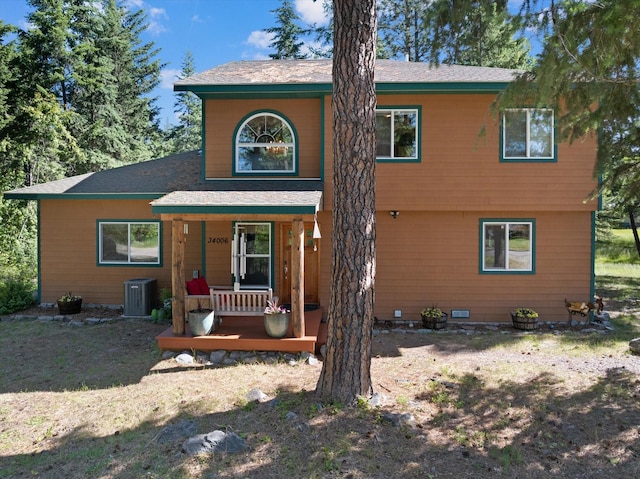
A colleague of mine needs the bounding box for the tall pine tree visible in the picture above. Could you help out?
[168,51,202,153]
[267,0,308,59]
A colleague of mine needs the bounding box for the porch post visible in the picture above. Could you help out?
[291,218,305,338]
[171,218,186,335]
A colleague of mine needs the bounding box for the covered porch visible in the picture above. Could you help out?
[150,188,324,353]
[156,306,325,354]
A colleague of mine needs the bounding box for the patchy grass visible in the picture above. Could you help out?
[1,297,639,479]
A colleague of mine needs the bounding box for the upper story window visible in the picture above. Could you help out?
[481,219,535,273]
[376,108,419,161]
[502,108,555,161]
[235,112,297,174]
[98,221,161,266]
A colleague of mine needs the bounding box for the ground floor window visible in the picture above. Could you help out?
[98,221,161,265]
[481,219,534,273]
[232,222,271,288]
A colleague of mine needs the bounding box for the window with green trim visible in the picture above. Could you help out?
[376,108,418,160]
[481,220,534,272]
[503,108,554,160]
[99,221,161,265]
[235,112,295,173]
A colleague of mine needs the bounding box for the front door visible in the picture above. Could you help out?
[279,223,319,304]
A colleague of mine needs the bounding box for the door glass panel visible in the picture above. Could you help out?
[234,223,271,288]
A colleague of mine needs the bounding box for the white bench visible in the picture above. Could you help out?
[210,288,273,317]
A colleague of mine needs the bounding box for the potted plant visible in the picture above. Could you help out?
[420,305,448,330]
[57,292,82,315]
[263,296,290,338]
[511,307,539,330]
[187,300,215,336]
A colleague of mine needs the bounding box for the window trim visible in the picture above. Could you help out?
[97,220,162,267]
[233,110,299,176]
[501,108,556,162]
[375,106,421,163]
[479,218,536,274]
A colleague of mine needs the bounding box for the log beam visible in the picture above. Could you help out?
[291,218,305,338]
[171,219,186,335]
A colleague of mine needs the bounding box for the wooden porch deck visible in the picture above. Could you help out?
[156,307,325,354]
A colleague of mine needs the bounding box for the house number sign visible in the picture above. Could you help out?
[207,237,229,244]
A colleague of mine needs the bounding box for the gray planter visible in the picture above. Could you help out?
[264,313,290,338]
[188,310,215,336]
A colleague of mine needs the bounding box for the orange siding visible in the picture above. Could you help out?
[324,94,598,212]
[40,200,172,305]
[371,210,593,323]
[204,98,322,178]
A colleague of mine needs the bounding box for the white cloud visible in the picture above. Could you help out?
[191,14,203,23]
[245,30,275,50]
[160,68,181,89]
[295,0,330,26]
[149,7,168,19]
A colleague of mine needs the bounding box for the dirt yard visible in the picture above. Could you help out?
[0,301,639,478]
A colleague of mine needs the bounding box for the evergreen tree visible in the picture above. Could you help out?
[378,0,431,62]
[267,0,308,59]
[378,0,532,69]
[168,51,202,153]
[317,0,378,404]
[501,0,640,253]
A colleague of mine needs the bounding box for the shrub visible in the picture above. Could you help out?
[0,277,35,314]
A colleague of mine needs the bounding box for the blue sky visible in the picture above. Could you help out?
[0,0,330,125]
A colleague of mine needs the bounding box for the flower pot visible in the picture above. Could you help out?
[264,312,290,338]
[421,313,448,330]
[188,310,215,336]
[57,298,82,315]
[511,312,538,331]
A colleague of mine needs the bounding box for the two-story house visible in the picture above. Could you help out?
[4,59,598,352]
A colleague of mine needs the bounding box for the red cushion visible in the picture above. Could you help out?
[196,276,209,295]
[185,279,200,295]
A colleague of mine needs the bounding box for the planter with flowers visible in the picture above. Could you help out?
[511,307,539,330]
[420,305,448,330]
[263,297,290,338]
[57,292,82,315]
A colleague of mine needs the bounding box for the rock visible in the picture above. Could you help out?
[161,351,176,360]
[175,353,195,365]
[307,355,319,366]
[246,388,268,403]
[630,337,640,355]
[156,419,197,444]
[381,412,416,427]
[209,350,227,364]
[369,392,385,407]
[182,430,247,456]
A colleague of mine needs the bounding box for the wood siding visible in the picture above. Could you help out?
[316,210,593,323]
[39,200,172,305]
[324,94,598,212]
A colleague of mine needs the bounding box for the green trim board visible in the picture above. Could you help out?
[479,218,536,275]
[95,219,163,268]
[178,81,510,98]
[152,205,318,215]
[375,105,422,163]
[3,193,163,200]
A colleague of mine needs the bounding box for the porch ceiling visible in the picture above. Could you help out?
[150,190,323,217]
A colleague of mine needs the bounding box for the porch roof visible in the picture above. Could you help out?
[151,190,323,216]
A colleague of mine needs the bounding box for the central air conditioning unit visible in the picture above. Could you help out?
[123,278,157,316]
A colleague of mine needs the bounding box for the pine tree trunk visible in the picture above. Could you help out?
[627,207,640,259]
[316,0,377,405]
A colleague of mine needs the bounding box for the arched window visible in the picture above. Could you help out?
[235,112,296,174]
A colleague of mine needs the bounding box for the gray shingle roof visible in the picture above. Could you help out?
[4,150,324,199]
[175,59,520,87]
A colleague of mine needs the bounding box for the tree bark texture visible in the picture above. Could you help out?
[316,0,377,404]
